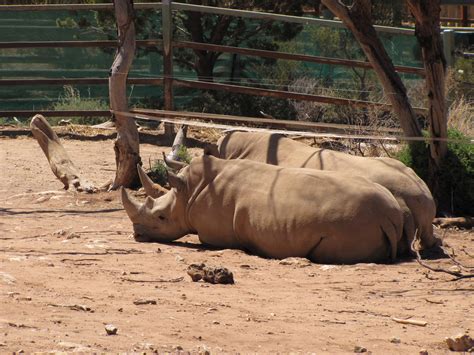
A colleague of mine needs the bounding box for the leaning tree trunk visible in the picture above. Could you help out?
[109,0,141,189]
[321,0,422,140]
[30,114,96,193]
[406,0,448,168]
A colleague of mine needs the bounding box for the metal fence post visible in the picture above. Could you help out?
[162,0,174,135]
[442,29,455,68]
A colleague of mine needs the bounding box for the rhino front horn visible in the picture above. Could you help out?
[137,164,168,198]
[121,187,142,221]
[163,152,188,171]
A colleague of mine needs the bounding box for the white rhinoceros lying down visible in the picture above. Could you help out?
[122,155,404,264]
[205,131,437,254]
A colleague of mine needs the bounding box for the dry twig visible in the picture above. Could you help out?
[411,234,474,280]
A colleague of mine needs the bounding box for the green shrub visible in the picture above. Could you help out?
[148,160,168,187]
[175,145,192,164]
[397,129,474,215]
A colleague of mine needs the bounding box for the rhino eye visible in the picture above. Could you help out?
[158,215,166,221]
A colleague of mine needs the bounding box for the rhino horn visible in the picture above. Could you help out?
[163,151,188,171]
[137,164,168,198]
[121,187,142,222]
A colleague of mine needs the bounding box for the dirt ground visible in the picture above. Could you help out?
[1,132,473,353]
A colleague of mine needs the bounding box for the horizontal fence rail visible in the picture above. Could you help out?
[131,108,402,134]
[0,3,415,34]
[0,78,164,86]
[115,109,474,144]
[0,40,425,76]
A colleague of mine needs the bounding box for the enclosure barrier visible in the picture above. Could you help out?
[0,1,461,132]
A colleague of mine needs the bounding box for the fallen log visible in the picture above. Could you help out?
[30,114,96,193]
[433,217,474,229]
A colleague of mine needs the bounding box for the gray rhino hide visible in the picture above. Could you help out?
[123,155,404,264]
[210,131,437,254]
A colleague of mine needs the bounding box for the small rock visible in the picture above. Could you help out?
[198,347,210,355]
[445,333,474,352]
[133,299,157,305]
[212,320,220,325]
[105,324,118,335]
[419,349,428,355]
[390,337,401,344]
[279,257,311,268]
[175,255,185,262]
[354,345,367,353]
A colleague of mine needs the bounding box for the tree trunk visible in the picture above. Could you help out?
[321,0,422,140]
[109,0,141,189]
[406,0,448,168]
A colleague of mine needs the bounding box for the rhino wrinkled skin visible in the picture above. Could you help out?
[206,131,437,254]
[122,155,404,264]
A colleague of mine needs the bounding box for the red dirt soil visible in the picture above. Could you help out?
[0,135,473,353]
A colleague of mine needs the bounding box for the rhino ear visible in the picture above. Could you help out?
[203,143,219,157]
[166,170,185,191]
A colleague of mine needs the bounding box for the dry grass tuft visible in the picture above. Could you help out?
[448,97,473,137]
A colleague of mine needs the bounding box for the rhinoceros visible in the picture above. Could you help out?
[122,155,404,264]
[204,131,437,254]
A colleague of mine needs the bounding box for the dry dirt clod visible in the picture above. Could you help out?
[105,324,118,336]
[354,345,368,353]
[445,333,474,352]
[390,337,401,344]
[419,349,428,355]
[187,263,234,284]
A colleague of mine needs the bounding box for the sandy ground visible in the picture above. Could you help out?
[0,134,473,353]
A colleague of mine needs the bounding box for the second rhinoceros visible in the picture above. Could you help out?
[205,131,438,254]
[122,155,403,264]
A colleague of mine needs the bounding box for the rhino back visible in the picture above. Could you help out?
[218,131,436,250]
[186,157,402,263]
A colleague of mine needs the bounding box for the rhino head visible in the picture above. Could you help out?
[121,167,191,243]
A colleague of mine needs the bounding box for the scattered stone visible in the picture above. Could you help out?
[445,333,474,352]
[354,345,367,353]
[105,324,118,336]
[197,346,210,355]
[58,341,87,350]
[320,265,340,271]
[212,320,220,325]
[390,337,401,344]
[279,257,311,268]
[133,299,157,305]
[175,255,185,262]
[187,263,234,284]
[58,119,72,126]
[0,272,16,285]
[66,232,80,239]
[419,349,428,355]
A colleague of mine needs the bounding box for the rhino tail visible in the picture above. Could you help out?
[395,197,416,257]
[381,217,402,262]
